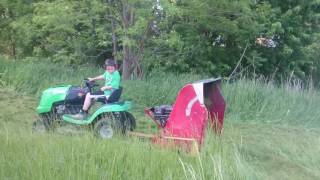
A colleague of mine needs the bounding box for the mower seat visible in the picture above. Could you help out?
[97,87,123,104]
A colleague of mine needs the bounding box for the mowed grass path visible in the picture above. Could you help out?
[1,88,320,179]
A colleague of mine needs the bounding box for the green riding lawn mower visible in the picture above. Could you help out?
[33,79,136,138]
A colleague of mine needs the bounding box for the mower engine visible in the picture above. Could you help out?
[150,105,172,128]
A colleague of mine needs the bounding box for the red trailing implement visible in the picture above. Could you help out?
[131,78,226,153]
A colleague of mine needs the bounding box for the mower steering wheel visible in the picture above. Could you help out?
[83,78,98,93]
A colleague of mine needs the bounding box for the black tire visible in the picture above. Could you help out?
[40,113,54,131]
[93,113,122,139]
[40,111,61,131]
[120,112,136,133]
[39,103,66,131]
[93,112,136,139]
[32,119,46,133]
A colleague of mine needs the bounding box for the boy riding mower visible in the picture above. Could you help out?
[34,79,136,138]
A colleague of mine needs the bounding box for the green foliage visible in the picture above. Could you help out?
[0,0,111,62]
[0,0,320,82]
[252,0,320,81]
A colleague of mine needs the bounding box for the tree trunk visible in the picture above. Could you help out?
[122,45,132,79]
[121,3,134,80]
[10,35,16,59]
[108,0,117,61]
[120,1,151,80]
[111,18,117,59]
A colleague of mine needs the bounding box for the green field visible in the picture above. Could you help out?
[1,60,320,179]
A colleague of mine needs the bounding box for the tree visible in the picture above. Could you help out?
[0,0,37,58]
[253,0,320,81]
[143,0,260,76]
[1,0,319,84]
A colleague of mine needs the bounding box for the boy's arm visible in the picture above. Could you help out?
[88,75,104,81]
[100,86,113,91]
[100,73,120,91]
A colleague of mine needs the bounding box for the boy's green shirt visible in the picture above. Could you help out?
[103,71,121,95]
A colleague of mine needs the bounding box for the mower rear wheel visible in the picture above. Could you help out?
[93,112,136,139]
[120,112,136,133]
[93,114,122,139]
[94,119,114,139]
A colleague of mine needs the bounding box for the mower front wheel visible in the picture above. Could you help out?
[32,119,46,133]
[39,113,56,131]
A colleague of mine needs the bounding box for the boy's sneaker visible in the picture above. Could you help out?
[69,110,87,120]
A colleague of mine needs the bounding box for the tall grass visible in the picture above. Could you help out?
[0,124,262,180]
[224,78,320,128]
[1,58,320,179]
[0,60,98,95]
[1,59,320,127]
